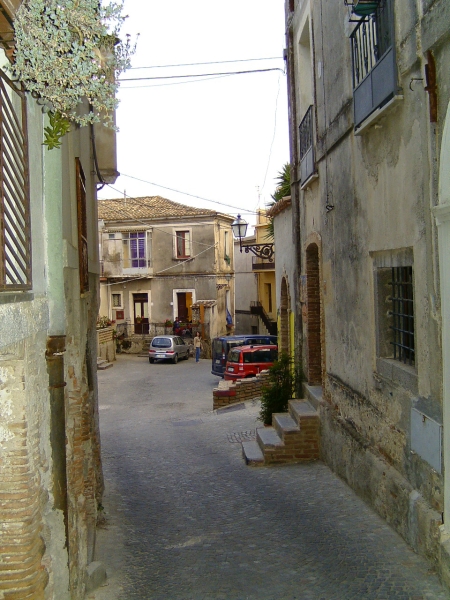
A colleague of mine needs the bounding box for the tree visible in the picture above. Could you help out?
[265,163,291,240]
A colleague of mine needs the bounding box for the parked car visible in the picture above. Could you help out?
[224,344,278,381]
[211,334,278,377]
[149,335,190,364]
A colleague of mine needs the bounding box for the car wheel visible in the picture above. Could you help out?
[172,354,178,364]
[185,351,189,360]
[149,358,154,364]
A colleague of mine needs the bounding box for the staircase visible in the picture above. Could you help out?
[242,399,320,466]
[250,301,277,336]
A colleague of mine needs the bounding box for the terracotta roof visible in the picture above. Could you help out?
[266,196,292,218]
[98,196,225,222]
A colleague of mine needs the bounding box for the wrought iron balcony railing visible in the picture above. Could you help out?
[299,105,315,184]
[350,0,397,127]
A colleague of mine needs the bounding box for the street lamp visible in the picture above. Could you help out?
[231,215,275,261]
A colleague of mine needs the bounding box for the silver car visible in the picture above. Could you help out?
[149,335,190,364]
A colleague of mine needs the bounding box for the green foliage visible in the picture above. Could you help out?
[43,112,71,149]
[13,0,137,148]
[265,163,291,241]
[259,352,300,426]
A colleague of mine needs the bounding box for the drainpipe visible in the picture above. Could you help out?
[285,17,303,363]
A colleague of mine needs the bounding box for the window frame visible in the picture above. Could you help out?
[174,229,192,259]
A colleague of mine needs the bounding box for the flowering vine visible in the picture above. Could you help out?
[13,0,137,148]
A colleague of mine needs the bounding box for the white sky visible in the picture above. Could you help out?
[98,0,289,230]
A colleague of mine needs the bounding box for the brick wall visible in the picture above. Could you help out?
[213,371,270,409]
[306,244,322,385]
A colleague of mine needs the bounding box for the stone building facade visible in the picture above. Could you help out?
[284,0,450,583]
[98,196,235,343]
[0,3,112,597]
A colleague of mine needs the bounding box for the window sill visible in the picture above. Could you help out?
[0,291,35,305]
[375,357,418,394]
[174,256,192,261]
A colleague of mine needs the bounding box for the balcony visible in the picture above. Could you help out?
[299,105,315,185]
[252,256,275,271]
[351,0,399,129]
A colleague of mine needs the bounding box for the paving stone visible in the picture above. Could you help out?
[91,356,450,600]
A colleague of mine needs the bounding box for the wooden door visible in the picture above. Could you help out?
[133,293,149,334]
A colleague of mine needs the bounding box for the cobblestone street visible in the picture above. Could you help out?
[90,355,450,600]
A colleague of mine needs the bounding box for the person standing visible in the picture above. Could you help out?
[193,332,202,363]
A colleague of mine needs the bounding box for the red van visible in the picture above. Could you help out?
[224,345,278,381]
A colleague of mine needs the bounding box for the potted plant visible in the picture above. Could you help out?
[259,353,301,426]
[12,0,137,148]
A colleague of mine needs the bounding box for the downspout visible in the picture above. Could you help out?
[285,14,303,363]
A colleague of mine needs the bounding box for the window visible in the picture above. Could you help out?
[374,255,415,369]
[176,230,191,258]
[76,158,89,294]
[0,70,31,291]
[389,266,414,366]
[112,293,122,308]
[123,231,147,268]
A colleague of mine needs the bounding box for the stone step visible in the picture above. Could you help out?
[256,426,284,451]
[97,359,113,370]
[242,440,264,466]
[273,412,299,438]
[289,399,316,425]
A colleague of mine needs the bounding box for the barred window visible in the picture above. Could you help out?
[112,293,122,308]
[389,266,414,365]
[0,70,31,291]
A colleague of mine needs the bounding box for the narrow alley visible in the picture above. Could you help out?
[89,355,449,600]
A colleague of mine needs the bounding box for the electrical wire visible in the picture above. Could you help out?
[119,67,284,82]
[120,73,236,90]
[129,57,283,70]
[99,193,221,248]
[111,176,259,216]
[259,73,282,198]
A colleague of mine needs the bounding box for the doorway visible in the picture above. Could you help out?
[176,292,193,322]
[133,293,149,334]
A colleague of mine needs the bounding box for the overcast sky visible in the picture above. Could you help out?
[98,1,289,230]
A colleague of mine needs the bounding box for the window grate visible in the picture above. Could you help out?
[0,69,31,291]
[389,266,414,365]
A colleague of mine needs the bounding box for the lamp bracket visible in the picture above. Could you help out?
[242,243,275,261]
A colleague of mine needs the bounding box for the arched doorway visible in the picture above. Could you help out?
[280,277,289,355]
[306,243,322,385]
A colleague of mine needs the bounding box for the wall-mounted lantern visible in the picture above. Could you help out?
[231,215,274,261]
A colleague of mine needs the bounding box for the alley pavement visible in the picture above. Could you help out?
[90,355,450,600]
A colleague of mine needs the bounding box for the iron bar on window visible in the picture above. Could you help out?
[389,266,414,366]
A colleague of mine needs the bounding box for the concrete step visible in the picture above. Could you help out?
[273,413,299,438]
[242,440,264,466]
[289,400,317,426]
[97,359,113,370]
[256,426,284,451]
[302,384,323,410]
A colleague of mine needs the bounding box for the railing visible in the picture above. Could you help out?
[250,301,277,336]
[350,0,397,127]
[299,105,315,184]
[252,256,275,271]
[0,69,31,291]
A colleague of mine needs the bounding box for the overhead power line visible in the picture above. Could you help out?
[120,67,284,82]
[130,56,283,70]
[114,174,261,216]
